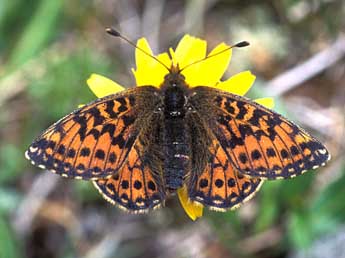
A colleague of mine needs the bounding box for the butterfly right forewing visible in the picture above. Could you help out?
[190,86,330,180]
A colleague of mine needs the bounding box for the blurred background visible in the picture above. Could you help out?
[0,0,344,258]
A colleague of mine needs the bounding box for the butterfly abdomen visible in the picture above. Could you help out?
[162,84,191,191]
[163,118,190,191]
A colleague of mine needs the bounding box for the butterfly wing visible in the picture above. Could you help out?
[26,86,161,180]
[190,86,330,179]
[185,112,262,210]
[187,129,263,210]
[93,138,165,212]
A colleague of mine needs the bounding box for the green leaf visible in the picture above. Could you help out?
[311,165,345,222]
[287,211,313,249]
[254,181,281,232]
[287,165,345,249]
[310,167,345,235]
[8,0,63,68]
[279,172,315,208]
[0,215,23,258]
[0,144,23,184]
[0,188,21,214]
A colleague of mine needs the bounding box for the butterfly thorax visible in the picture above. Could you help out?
[163,86,186,118]
[161,69,189,116]
[160,71,191,191]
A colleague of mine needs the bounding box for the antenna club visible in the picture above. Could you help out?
[106,27,121,37]
[105,27,171,72]
[235,41,250,48]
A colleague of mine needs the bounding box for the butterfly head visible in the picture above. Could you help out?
[153,64,191,118]
[162,64,186,87]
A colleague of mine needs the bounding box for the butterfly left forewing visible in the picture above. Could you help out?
[190,86,330,180]
[26,86,160,180]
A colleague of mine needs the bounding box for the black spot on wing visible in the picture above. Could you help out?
[104,101,117,118]
[235,102,247,120]
[95,149,105,160]
[80,147,91,157]
[89,107,105,127]
[101,124,116,136]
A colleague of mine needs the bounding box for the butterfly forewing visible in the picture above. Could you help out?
[190,86,330,180]
[26,86,160,180]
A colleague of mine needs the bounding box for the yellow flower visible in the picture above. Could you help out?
[87,35,274,221]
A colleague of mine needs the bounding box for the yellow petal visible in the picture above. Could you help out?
[132,38,171,87]
[78,104,85,108]
[183,43,232,87]
[87,74,125,98]
[135,38,153,69]
[177,185,203,221]
[216,71,255,96]
[254,97,275,109]
[172,35,207,69]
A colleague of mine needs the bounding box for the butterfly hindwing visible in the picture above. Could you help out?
[93,139,165,212]
[188,135,263,211]
[26,86,160,180]
[190,86,330,180]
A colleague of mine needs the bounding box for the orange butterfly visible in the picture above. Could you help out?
[26,29,330,213]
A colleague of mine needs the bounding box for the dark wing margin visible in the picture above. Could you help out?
[189,86,331,180]
[25,86,161,180]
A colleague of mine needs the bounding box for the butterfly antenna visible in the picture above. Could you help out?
[180,41,250,72]
[106,27,171,72]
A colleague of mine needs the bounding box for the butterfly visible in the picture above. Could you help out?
[26,29,330,213]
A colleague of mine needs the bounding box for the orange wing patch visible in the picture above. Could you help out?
[190,87,330,180]
[188,139,263,211]
[215,94,330,179]
[93,140,165,212]
[26,87,160,180]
